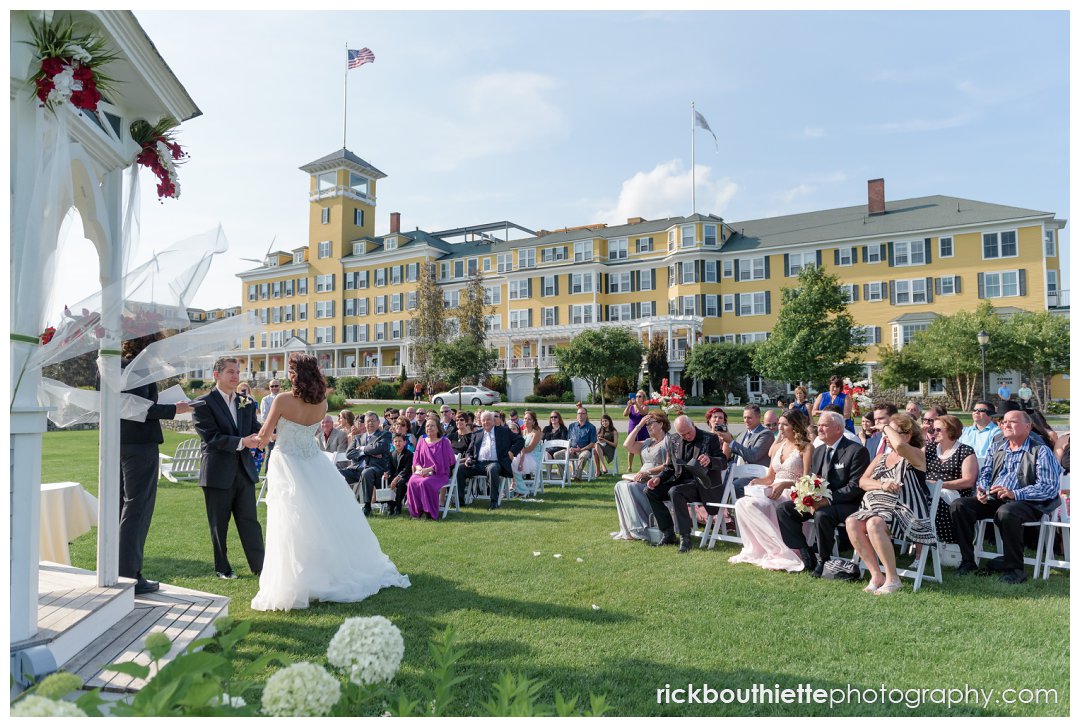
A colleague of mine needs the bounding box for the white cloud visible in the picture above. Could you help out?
[779,184,814,205]
[802,127,825,139]
[596,160,737,225]
[425,72,568,172]
[870,112,976,133]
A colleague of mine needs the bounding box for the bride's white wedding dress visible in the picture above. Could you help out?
[251,416,410,611]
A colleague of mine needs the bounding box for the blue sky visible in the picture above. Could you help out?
[54,8,1071,311]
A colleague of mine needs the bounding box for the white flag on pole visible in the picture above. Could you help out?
[694,110,718,150]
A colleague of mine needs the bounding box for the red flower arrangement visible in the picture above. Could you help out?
[39,326,56,345]
[131,118,186,201]
[646,378,686,415]
[25,14,118,114]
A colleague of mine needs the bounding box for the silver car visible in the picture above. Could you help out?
[431,385,501,406]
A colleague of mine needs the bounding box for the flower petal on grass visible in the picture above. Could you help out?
[576,558,584,563]
[592,604,601,611]
[532,551,541,557]
[553,554,562,558]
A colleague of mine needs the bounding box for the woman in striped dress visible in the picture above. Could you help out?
[846,413,934,595]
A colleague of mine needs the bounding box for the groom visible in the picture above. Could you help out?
[192,356,265,579]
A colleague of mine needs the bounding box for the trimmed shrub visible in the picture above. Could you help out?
[337,376,362,398]
[559,391,576,403]
[1046,400,1070,414]
[483,375,507,395]
[324,375,337,390]
[398,379,421,399]
[326,393,347,411]
[535,375,566,397]
[370,382,398,400]
[524,393,561,404]
[187,379,204,392]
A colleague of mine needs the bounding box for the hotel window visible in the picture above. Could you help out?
[321,207,330,224]
[738,257,766,281]
[865,281,885,302]
[440,262,450,281]
[354,208,364,226]
[284,279,294,296]
[357,298,369,316]
[315,326,335,344]
[247,284,256,301]
[983,270,1020,298]
[349,172,368,197]
[543,307,558,326]
[681,225,695,247]
[485,315,500,332]
[315,274,335,292]
[454,260,465,279]
[498,253,514,273]
[722,294,735,313]
[840,284,855,303]
[284,305,294,322]
[705,295,719,317]
[739,332,768,344]
[1044,230,1056,256]
[259,283,269,299]
[836,246,855,266]
[893,240,926,266]
[681,262,696,284]
[249,335,256,350]
[406,292,417,310]
[570,304,595,325]
[787,251,817,277]
[318,240,331,258]
[865,245,883,264]
[315,301,335,319]
[894,278,928,304]
[375,268,386,287]
[468,257,478,276]
[443,290,460,308]
[406,262,419,282]
[483,257,491,272]
[272,306,281,323]
[519,247,536,269]
[739,292,767,316]
[609,272,632,293]
[608,238,628,260]
[391,294,402,313]
[609,303,633,321]
[509,280,530,300]
[356,271,368,289]
[640,269,655,291]
[391,321,402,339]
[298,303,308,321]
[260,332,267,348]
[543,246,567,263]
[293,250,305,264]
[542,275,557,297]
[345,272,356,290]
[509,310,530,329]
[703,224,718,246]
[571,273,594,294]
[390,266,402,285]
[722,260,734,278]
[983,231,1018,259]
[375,322,386,341]
[640,301,655,317]
[667,229,676,252]
[636,236,653,253]
[1047,270,1059,296]
[384,236,398,251]
[484,286,501,305]
[705,260,718,283]
[937,276,956,296]
[375,296,386,315]
[893,322,929,348]
[939,237,954,258]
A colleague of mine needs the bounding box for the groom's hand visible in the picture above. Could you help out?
[241,434,261,448]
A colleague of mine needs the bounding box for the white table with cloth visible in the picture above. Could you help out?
[39,481,98,565]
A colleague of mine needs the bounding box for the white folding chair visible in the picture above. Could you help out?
[885,480,945,592]
[700,463,768,549]
[164,438,202,483]
[1037,476,1070,579]
[973,505,1050,575]
[541,439,571,489]
[439,457,462,518]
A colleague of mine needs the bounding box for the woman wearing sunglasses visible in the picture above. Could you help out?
[924,414,977,544]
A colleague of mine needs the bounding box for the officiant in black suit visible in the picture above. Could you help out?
[777,411,871,576]
[192,356,265,579]
[455,410,524,509]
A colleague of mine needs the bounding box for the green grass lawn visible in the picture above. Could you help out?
[47,430,1069,716]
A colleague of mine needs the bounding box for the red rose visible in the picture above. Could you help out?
[790,490,798,501]
[802,495,815,507]
[40,57,66,76]
[35,77,53,103]
[40,327,56,345]
[72,64,94,83]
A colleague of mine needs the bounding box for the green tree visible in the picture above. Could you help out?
[753,265,865,389]
[999,310,1069,407]
[431,335,501,409]
[458,270,492,344]
[645,335,668,392]
[684,342,758,404]
[555,327,645,415]
[411,261,448,390]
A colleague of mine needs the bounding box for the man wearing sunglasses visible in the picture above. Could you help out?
[959,401,1000,461]
[258,379,281,472]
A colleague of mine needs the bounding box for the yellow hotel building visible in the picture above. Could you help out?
[237,149,1068,402]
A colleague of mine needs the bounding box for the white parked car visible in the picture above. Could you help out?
[431,385,501,406]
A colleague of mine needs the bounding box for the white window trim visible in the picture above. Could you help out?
[938,236,954,258]
[893,239,926,267]
[894,278,928,305]
[983,270,1020,299]
[836,246,855,266]
[982,229,1019,260]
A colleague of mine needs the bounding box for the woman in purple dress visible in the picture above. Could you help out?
[622,390,651,473]
[406,418,456,520]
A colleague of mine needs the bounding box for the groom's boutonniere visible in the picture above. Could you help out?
[236,395,251,410]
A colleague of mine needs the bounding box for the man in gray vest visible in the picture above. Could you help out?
[714,404,775,497]
[950,410,1062,584]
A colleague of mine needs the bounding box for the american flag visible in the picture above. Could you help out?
[347,47,375,70]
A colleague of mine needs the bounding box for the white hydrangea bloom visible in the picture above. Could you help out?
[47,66,81,107]
[11,695,88,717]
[260,662,340,717]
[326,615,404,686]
[212,692,247,708]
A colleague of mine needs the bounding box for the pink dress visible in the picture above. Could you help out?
[727,444,807,572]
[406,436,456,520]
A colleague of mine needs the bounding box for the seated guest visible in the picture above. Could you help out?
[542,411,568,441]
[1054,432,1070,475]
[448,412,473,457]
[647,414,725,552]
[508,409,523,429]
[613,413,671,541]
[858,412,876,447]
[706,407,730,459]
[919,404,948,442]
[511,410,544,497]
[455,410,524,509]
[762,409,780,436]
[714,404,775,497]
[507,418,521,435]
[812,375,855,433]
[950,409,1062,584]
[905,400,922,421]
[777,412,872,576]
[383,433,413,516]
[959,401,1000,461]
[438,405,455,434]
[392,418,416,453]
[925,414,977,543]
[865,403,899,457]
[846,413,935,594]
[382,407,397,430]
[729,409,813,571]
[594,414,618,476]
[414,408,429,436]
[1029,409,1057,448]
[337,410,356,437]
[814,405,863,446]
[315,414,349,458]
[567,408,598,480]
[789,385,810,418]
[406,418,456,520]
[341,411,392,516]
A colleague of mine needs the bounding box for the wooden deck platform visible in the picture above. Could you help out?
[10,563,229,694]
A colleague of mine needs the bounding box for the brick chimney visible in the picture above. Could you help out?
[389,212,401,233]
[867,178,885,216]
[627,216,646,225]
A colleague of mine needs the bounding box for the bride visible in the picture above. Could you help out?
[250,353,410,611]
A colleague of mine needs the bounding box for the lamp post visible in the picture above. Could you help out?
[977,329,989,402]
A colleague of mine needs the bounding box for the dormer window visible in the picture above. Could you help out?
[384,236,397,251]
[265,256,278,267]
[353,242,366,255]
[293,250,306,264]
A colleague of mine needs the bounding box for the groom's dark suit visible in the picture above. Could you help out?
[193,387,265,576]
[776,435,871,566]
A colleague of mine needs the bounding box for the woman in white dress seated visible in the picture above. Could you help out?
[511,410,544,497]
[251,353,410,612]
[728,408,813,571]
[612,412,671,540]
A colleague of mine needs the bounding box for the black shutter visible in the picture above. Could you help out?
[874,327,882,344]
[698,294,706,316]
[765,290,772,315]
[733,258,741,282]
[925,277,934,303]
[816,250,823,267]
[851,285,859,302]
[977,273,985,299]
[528,309,533,327]
[764,256,771,279]
[784,253,791,277]
[527,278,533,298]
[698,259,705,282]
[954,275,962,294]
[888,280,896,305]
[834,249,840,266]
[934,278,942,296]
[632,302,639,319]
[879,243,887,261]
[861,245,868,263]
[734,293,741,316]
[862,283,870,300]
[1019,269,1027,296]
[924,239,932,265]
[554,306,560,325]
[554,275,559,296]
[887,242,894,267]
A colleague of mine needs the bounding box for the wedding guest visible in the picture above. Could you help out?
[925,414,977,543]
[847,413,934,594]
[762,409,780,436]
[341,411,392,516]
[865,403,899,457]
[919,404,947,442]
[383,433,413,516]
[511,410,544,497]
[315,414,348,456]
[728,409,813,571]
[815,405,862,446]
[542,410,569,464]
[950,409,1062,584]
[905,400,922,421]
[407,418,456,520]
[258,378,281,471]
[594,414,618,476]
[507,418,521,435]
[777,412,872,576]
[648,415,725,552]
[613,413,671,541]
[1017,382,1034,411]
[438,405,455,434]
[811,375,854,433]
[392,418,416,453]
[120,332,192,594]
[959,401,1000,460]
[567,408,598,480]
[858,412,876,447]
[707,407,732,460]
[508,409,523,429]
[789,386,810,418]
[623,390,651,473]
[714,404,775,497]
[449,412,473,457]
[337,410,355,437]
[455,410,524,509]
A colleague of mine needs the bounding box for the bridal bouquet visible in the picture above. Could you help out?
[646,378,686,415]
[790,473,831,514]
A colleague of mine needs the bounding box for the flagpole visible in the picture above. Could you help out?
[691,101,696,215]
[343,42,348,149]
